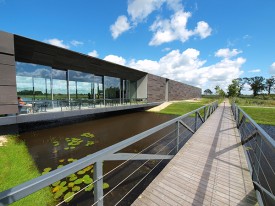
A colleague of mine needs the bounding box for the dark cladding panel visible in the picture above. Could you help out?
[14,34,147,81]
[0,64,16,85]
[0,31,14,54]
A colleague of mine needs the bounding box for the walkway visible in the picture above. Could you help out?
[132,101,258,206]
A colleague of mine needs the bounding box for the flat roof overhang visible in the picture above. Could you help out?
[14,35,147,81]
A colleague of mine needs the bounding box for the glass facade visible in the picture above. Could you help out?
[15,62,138,103]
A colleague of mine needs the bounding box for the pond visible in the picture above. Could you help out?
[18,111,178,205]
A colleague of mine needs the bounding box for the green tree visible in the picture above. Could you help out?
[218,89,226,98]
[235,78,247,96]
[204,89,213,95]
[265,77,275,95]
[227,79,240,97]
[214,85,221,95]
[245,76,265,96]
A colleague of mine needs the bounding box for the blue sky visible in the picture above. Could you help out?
[1,0,275,93]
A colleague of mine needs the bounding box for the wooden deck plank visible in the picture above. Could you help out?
[132,101,258,206]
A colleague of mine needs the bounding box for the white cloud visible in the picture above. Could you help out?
[127,0,165,23]
[44,38,69,49]
[110,15,131,39]
[162,47,171,52]
[149,11,212,46]
[215,48,242,58]
[194,21,212,39]
[149,10,193,46]
[104,47,245,91]
[248,69,261,73]
[70,40,83,47]
[111,0,211,44]
[104,55,126,66]
[88,50,99,58]
[270,62,275,75]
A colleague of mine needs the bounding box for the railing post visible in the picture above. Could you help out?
[195,112,198,132]
[177,121,180,152]
[93,161,103,206]
[204,107,206,122]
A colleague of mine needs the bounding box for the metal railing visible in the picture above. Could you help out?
[231,103,275,206]
[17,98,148,115]
[0,101,218,206]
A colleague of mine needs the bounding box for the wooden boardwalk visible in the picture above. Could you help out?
[132,102,258,206]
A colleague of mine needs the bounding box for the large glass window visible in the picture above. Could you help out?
[69,70,93,99]
[52,69,67,100]
[105,76,120,99]
[16,62,51,101]
[94,76,104,99]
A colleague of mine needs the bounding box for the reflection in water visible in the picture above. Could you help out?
[19,111,176,205]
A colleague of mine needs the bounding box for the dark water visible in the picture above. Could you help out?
[18,111,178,205]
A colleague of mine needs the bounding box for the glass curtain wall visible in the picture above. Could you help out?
[52,69,67,100]
[94,76,104,99]
[16,62,51,101]
[104,76,120,99]
[69,70,93,99]
[16,62,139,106]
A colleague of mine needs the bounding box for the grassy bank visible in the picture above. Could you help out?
[0,135,55,206]
[159,98,220,116]
[232,97,275,107]
[241,107,275,126]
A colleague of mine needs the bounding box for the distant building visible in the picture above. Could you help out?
[0,31,201,116]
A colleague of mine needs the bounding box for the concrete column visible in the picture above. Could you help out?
[0,31,18,115]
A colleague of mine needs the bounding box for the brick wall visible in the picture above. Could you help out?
[168,80,201,101]
[147,74,166,102]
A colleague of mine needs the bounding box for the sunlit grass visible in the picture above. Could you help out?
[0,135,55,206]
[241,107,275,126]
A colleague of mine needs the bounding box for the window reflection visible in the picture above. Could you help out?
[16,62,51,101]
[16,62,139,104]
[105,76,120,99]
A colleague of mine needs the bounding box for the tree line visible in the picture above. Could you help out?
[204,76,275,97]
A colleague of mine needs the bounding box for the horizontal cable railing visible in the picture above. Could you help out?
[231,103,275,206]
[16,98,148,115]
[0,101,218,206]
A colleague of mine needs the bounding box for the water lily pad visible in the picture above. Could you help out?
[72,186,81,192]
[86,140,94,146]
[81,133,95,138]
[60,181,67,187]
[69,176,78,181]
[60,186,68,193]
[84,165,93,172]
[103,183,109,189]
[59,159,65,163]
[54,190,63,199]
[64,191,75,203]
[68,158,74,162]
[74,179,83,185]
[52,181,61,187]
[43,167,52,172]
[68,182,75,188]
[70,147,75,149]
[85,184,94,192]
[64,147,69,150]
[42,171,49,175]
[52,185,61,193]
[82,175,93,184]
[77,170,86,175]
[57,165,64,168]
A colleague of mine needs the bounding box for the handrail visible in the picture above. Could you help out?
[0,101,218,205]
[231,103,275,206]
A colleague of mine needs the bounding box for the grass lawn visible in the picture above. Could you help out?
[159,102,206,116]
[0,135,55,206]
[159,98,220,116]
[241,107,275,126]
